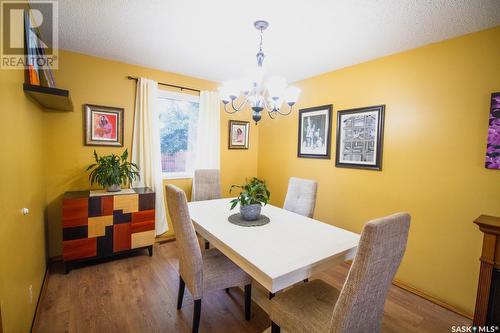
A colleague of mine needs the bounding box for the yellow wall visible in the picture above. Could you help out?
[0,70,47,332]
[2,23,497,331]
[257,26,500,315]
[45,50,258,256]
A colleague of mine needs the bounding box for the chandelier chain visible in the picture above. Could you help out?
[259,28,264,52]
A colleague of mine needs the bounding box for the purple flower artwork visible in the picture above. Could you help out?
[485,92,500,169]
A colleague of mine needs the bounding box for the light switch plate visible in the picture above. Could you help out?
[28,285,33,304]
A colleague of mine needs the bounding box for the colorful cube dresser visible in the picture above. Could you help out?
[62,187,155,273]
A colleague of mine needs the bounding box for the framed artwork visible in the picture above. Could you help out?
[228,120,249,149]
[335,105,385,170]
[297,105,333,159]
[485,92,500,169]
[84,104,124,146]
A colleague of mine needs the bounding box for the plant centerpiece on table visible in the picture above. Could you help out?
[230,177,270,221]
[87,149,140,192]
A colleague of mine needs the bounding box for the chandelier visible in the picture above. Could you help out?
[219,20,300,124]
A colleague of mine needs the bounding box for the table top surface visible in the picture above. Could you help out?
[188,198,360,280]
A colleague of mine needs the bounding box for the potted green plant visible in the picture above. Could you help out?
[87,149,140,192]
[230,177,270,221]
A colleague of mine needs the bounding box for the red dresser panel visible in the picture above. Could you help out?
[63,238,97,261]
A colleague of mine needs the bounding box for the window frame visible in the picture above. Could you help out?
[157,89,200,180]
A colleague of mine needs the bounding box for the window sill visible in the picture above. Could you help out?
[163,172,193,180]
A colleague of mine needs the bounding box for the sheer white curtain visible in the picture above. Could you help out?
[131,78,167,235]
[193,91,220,169]
[191,91,221,199]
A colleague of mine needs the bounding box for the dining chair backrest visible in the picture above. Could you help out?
[283,177,318,218]
[166,184,204,299]
[329,213,411,333]
[192,169,221,201]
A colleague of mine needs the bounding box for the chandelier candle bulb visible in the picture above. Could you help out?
[285,86,301,105]
[267,76,287,99]
[220,20,300,124]
[219,87,231,103]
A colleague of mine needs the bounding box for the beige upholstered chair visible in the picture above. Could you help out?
[281,177,317,287]
[269,212,411,333]
[166,184,252,333]
[283,177,318,218]
[192,169,221,201]
[192,169,221,249]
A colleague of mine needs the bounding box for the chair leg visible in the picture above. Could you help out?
[177,276,185,310]
[271,322,281,333]
[244,284,252,320]
[303,278,309,283]
[204,240,210,249]
[225,287,230,294]
[193,299,202,333]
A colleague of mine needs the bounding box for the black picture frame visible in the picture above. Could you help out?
[297,104,333,159]
[84,104,124,147]
[335,105,385,170]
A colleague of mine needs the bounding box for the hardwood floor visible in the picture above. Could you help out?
[36,241,470,333]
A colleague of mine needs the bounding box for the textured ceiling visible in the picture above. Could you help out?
[52,0,500,83]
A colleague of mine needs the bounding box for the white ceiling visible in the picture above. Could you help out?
[53,0,500,83]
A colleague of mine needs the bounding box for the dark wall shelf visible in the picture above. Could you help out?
[23,83,74,112]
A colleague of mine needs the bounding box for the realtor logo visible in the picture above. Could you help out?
[1,0,58,69]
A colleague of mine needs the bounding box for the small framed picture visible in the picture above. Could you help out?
[84,104,124,146]
[228,120,249,149]
[335,105,385,170]
[297,105,333,159]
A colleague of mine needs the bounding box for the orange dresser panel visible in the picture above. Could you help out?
[131,209,155,223]
[63,238,97,261]
[63,197,88,227]
[101,196,114,215]
[113,223,131,252]
[131,220,155,233]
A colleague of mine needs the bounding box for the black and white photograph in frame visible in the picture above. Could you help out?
[297,105,333,159]
[335,105,385,170]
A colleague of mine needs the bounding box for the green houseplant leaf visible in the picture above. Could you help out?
[87,149,140,191]
[229,177,270,210]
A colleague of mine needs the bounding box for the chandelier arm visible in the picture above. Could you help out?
[268,110,277,119]
[223,102,240,114]
[274,104,294,116]
[232,97,249,111]
[262,98,294,116]
[263,97,277,113]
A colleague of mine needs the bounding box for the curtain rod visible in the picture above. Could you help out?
[127,76,201,93]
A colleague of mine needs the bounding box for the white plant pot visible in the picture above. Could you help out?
[240,204,262,221]
[106,184,121,192]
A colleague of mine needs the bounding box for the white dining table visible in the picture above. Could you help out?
[188,198,360,297]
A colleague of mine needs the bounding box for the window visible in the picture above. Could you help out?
[157,90,200,178]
